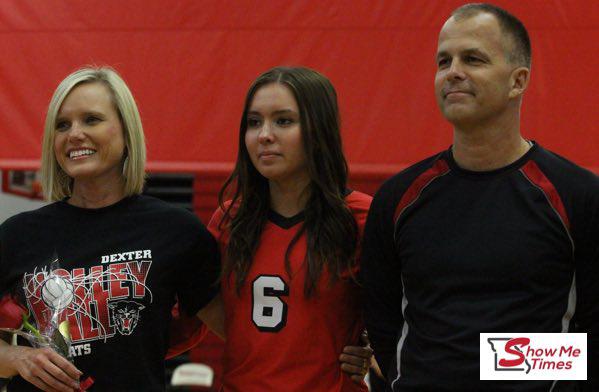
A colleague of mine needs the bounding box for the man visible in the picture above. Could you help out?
[360,3,598,391]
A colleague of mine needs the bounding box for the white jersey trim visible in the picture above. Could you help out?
[391,275,409,389]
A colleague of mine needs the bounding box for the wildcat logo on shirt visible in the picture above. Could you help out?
[22,249,153,357]
[109,300,145,335]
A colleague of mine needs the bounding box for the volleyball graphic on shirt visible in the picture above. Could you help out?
[41,276,74,310]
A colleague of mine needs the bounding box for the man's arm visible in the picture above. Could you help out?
[575,179,599,391]
[359,185,404,379]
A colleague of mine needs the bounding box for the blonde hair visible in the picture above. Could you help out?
[41,66,146,201]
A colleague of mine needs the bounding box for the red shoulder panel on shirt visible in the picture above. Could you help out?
[393,158,450,224]
[520,160,571,230]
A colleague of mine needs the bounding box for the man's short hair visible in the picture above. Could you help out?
[452,3,531,67]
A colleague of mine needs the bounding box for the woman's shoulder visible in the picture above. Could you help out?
[117,196,208,241]
[344,190,372,231]
[345,190,372,213]
[135,195,199,221]
[211,199,240,221]
[1,202,62,231]
[207,200,237,237]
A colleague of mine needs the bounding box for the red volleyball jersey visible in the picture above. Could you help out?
[208,191,372,392]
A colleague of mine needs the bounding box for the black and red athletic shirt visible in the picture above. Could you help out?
[360,143,599,391]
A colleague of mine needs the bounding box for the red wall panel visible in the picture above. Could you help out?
[0,0,597,175]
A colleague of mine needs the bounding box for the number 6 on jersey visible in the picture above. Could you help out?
[252,275,289,332]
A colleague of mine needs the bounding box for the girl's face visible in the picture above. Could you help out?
[245,83,308,187]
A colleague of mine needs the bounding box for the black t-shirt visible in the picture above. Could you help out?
[0,195,220,391]
[360,144,599,391]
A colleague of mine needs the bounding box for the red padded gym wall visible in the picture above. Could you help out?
[0,0,597,175]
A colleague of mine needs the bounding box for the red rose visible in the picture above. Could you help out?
[0,294,28,330]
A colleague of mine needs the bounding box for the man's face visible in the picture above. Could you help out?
[434,13,517,128]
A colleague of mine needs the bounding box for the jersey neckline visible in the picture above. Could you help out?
[444,141,538,179]
[58,194,139,214]
[268,209,305,229]
[266,189,354,229]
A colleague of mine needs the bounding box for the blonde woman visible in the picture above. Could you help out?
[0,67,223,391]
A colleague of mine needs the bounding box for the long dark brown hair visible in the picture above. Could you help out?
[218,66,359,297]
